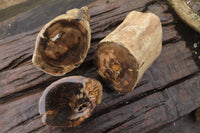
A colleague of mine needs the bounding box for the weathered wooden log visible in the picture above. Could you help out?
[0,0,199,133]
[32,6,91,76]
[94,11,162,94]
[39,76,102,127]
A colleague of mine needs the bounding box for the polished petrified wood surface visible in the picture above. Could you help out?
[39,76,102,127]
[0,0,200,133]
[32,7,91,76]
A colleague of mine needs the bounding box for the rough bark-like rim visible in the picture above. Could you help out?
[167,0,200,33]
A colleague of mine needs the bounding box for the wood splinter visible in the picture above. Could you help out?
[94,11,162,94]
[32,6,91,76]
[39,76,103,127]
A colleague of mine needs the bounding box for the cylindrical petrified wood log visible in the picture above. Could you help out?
[39,76,102,127]
[32,6,91,76]
[94,11,162,94]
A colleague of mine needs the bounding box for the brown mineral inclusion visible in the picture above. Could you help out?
[95,42,138,94]
[195,107,200,125]
[32,6,91,76]
[39,76,102,127]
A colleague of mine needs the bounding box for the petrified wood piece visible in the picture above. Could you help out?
[167,0,200,33]
[39,76,102,127]
[94,11,162,94]
[32,6,91,76]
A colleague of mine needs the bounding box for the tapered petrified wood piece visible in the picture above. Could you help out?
[39,76,102,127]
[32,6,91,76]
[94,11,162,94]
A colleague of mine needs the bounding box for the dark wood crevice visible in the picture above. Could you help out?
[6,114,40,133]
[29,125,46,133]
[0,54,32,72]
[90,7,119,18]
[0,60,97,104]
[90,71,200,124]
[157,71,200,91]
[103,102,166,133]
[0,79,48,104]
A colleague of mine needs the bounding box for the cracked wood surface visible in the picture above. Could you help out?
[0,0,199,133]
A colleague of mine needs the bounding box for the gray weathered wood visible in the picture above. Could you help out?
[0,0,199,133]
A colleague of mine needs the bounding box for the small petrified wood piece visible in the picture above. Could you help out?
[94,11,162,94]
[39,76,102,127]
[32,6,91,76]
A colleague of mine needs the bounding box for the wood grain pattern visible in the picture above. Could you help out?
[0,0,27,9]
[0,0,96,39]
[39,74,200,133]
[0,0,199,133]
